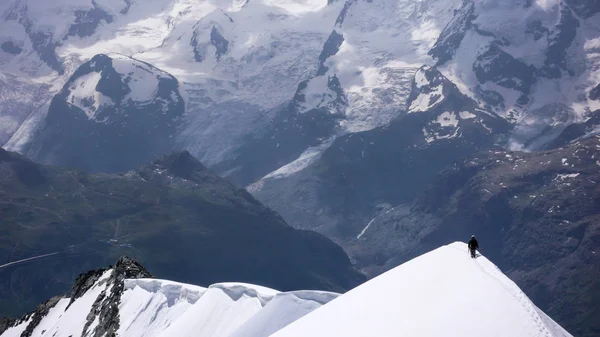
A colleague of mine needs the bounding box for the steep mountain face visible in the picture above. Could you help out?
[0,148,364,318]
[21,54,184,173]
[346,136,600,336]
[0,0,598,174]
[0,74,51,145]
[429,0,600,145]
[249,66,510,241]
[273,242,573,337]
[0,257,339,337]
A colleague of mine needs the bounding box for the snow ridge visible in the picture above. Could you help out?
[272,242,573,337]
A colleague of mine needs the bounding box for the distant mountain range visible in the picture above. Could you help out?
[1,0,599,334]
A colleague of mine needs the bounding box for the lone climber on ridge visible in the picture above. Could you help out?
[468,235,479,258]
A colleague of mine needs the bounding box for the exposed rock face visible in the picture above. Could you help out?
[250,66,510,240]
[0,257,151,337]
[24,53,184,173]
[82,257,152,337]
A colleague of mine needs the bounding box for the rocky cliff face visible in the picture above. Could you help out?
[0,257,151,337]
[23,53,184,173]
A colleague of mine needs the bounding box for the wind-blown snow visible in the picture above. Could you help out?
[122,280,338,337]
[272,242,573,337]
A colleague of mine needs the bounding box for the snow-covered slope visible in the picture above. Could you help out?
[0,257,338,337]
[13,53,185,172]
[2,0,599,169]
[433,0,600,136]
[272,242,573,337]
[0,244,573,337]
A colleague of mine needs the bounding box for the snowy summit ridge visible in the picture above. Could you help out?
[273,242,572,337]
[0,243,573,337]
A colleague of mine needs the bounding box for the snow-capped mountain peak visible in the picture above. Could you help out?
[272,242,573,337]
[0,257,339,337]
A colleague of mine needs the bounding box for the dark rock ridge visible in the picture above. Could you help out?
[82,257,152,337]
[542,3,579,78]
[66,2,114,38]
[210,26,229,61]
[590,83,600,101]
[317,30,344,76]
[0,257,152,337]
[0,148,365,318]
[335,0,356,26]
[429,0,476,66]
[473,43,536,106]
[24,53,184,173]
[190,16,232,63]
[191,29,205,62]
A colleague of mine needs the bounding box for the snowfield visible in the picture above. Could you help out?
[1,277,338,337]
[272,242,573,337]
[0,243,573,337]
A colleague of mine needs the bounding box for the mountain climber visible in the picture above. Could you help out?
[468,235,479,258]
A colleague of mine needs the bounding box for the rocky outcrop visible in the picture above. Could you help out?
[83,257,152,337]
[24,53,184,173]
[0,257,151,337]
[429,1,476,66]
[317,30,344,76]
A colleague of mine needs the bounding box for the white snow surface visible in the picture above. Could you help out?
[0,0,465,162]
[273,242,573,337]
[66,71,114,119]
[439,0,600,123]
[0,243,573,337]
[121,280,339,337]
[26,270,113,337]
[4,274,337,337]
